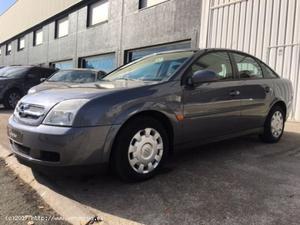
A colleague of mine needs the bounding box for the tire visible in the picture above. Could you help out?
[3,89,22,109]
[260,105,285,143]
[112,116,169,182]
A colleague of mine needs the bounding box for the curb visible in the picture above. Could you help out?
[0,144,142,225]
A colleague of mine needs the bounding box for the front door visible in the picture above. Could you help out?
[182,51,242,145]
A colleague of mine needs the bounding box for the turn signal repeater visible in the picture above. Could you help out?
[176,114,184,121]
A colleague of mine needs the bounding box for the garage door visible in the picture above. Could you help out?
[199,0,300,120]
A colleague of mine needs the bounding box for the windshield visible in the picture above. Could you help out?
[103,51,194,82]
[48,70,96,83]
[0,67,29,78]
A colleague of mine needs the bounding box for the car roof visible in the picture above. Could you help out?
[152,47,257,55]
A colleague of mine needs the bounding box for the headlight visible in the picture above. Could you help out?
[43,99,89,126]
[28,88,36,94]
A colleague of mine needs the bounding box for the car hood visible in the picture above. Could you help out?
[31,82,77,93]
[21,79,157,108]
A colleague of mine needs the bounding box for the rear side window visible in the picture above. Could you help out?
[188,51,233,81]
[232,53,263,79]
[260,63,279,78]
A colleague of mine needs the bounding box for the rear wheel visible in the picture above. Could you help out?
[3,90,22,109]
[112,116,169,182]
[260,105,285,143]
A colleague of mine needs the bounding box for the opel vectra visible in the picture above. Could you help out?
[7,49,293,181]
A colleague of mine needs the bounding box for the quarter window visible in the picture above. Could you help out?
[260,63,279,78]
[56,17,69,38]
[232,53,263,79]
[88,0,109,26]
[34,29,43,46]
[188,52,233,81]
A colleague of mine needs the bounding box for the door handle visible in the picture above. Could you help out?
[229,90,240,97]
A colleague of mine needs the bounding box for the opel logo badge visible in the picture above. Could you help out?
[19,103,30,112]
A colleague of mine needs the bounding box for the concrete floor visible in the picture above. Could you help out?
[1,107,300,225]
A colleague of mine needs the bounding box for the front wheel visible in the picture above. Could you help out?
[3,90,22,109]
[260,105,285,143]
[112,116,169,182]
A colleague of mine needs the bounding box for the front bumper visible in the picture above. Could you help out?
[7,116,112,167]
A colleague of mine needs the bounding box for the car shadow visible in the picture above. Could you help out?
[31,130,300,225]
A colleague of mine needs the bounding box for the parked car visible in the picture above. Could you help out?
[0,66,55,109]
[7,49,293,181]
[28,69,107,94]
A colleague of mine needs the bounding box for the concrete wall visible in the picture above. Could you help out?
[0,0,202,67]
[0,0,81,43]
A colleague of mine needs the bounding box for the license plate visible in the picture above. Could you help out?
[8,128,23,143]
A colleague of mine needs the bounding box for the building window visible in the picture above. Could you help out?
[50,60,73,69]
[79,53,115,73]
[6,43,12,55]
[88,0,109,27]
[18,37,25,51]
[34,28,43,46]
[139,0,168,9]
[125,40,191,63]
[55,17,69,38]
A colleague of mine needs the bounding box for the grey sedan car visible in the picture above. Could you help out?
[7,49,293,181]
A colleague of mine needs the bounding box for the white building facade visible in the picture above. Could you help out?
[199,0,300,120]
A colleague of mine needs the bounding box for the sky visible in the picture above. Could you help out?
[0,0,16,15]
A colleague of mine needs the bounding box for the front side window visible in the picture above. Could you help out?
[88,0,109,26]
[0,47,2,56]
[34,29,43,46]
[188,52,233,81]
[139,0,168,9]
[56,17,69,38]
[6,43,12,55]
[232,53,263,79]
[103,51,194,82]
[48,70,96,83]
[18,37,25,51]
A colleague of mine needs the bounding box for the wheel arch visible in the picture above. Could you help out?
[108,110,175,164]
[270,100,287,120]
[4,87,24,96]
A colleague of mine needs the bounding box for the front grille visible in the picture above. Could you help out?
[11,140,30,155]
[40,151,60,162]
[15,103,45,120]
[11,141,60,163]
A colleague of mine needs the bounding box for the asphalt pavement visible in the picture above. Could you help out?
[1,106,300,225]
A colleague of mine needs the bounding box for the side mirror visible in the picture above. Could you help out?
[40,78,46,82]
[190,70,219,85]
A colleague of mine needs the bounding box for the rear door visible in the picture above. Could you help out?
[230,52,272,130]
[182,51,243,145]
